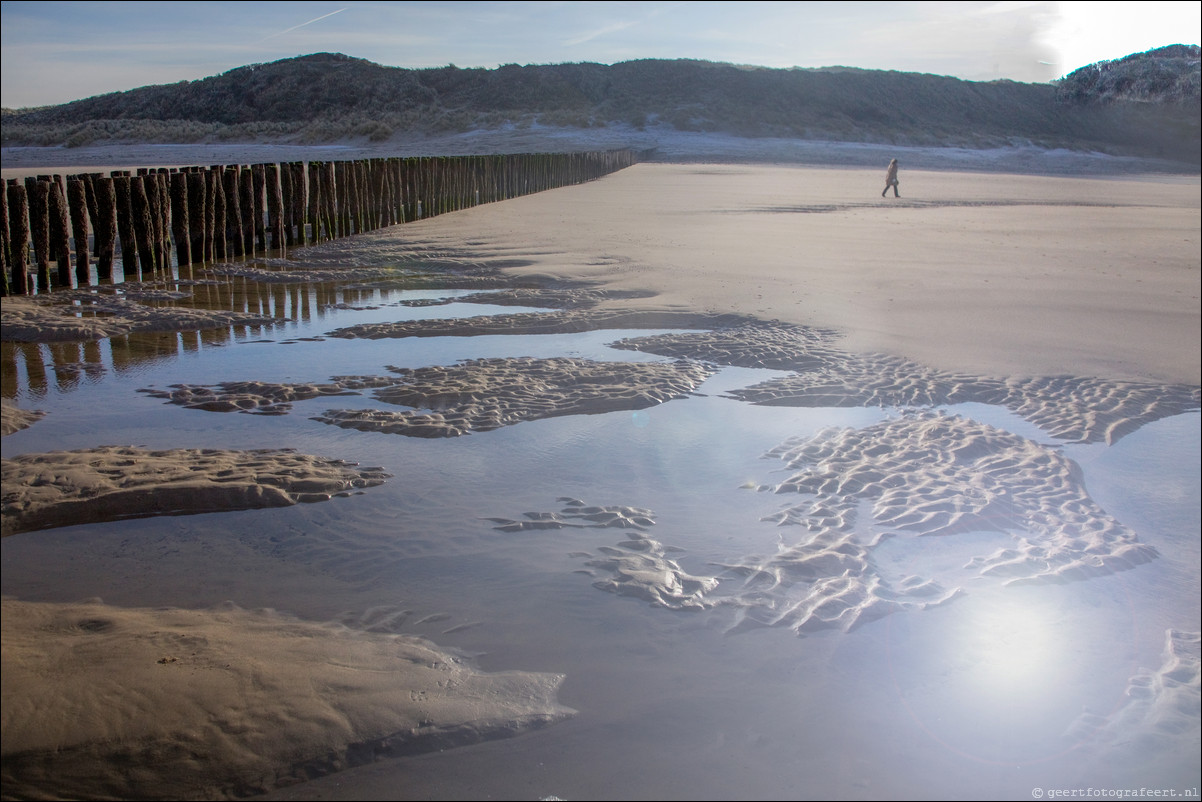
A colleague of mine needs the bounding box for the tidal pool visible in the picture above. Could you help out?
[2,266,1198,800]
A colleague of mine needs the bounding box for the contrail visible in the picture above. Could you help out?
[261,8,348,41]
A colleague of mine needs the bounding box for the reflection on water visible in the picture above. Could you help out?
[1,264,1199,800]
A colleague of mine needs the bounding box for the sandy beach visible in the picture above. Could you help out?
[374,161,1199,385]
[2,143,1199,800]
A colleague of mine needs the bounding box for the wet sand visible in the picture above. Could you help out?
[1,149,1198,799]
[360,162,1199,385]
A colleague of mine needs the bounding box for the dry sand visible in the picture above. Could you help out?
[1,143,1198,798]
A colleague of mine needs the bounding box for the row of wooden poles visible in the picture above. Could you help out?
[1,149,640,296]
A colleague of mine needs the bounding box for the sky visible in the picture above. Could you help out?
[1,1,1198,109]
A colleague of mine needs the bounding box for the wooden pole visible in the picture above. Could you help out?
[129,174,157,275]
[66,179,91,286]
[144,171,168,276]
[223,167,243,257]
[203,167,218,263]
[322,161,337,241]
[48,179,73,287]
[187,169,206,265]
[0,181,10,296]
[289,161,308,246]
[334,161,349,237]
[92,177,118,282]
[170,171,191,268]
[210,167,226,261]
[310,159,324,241]
[110,174,138,277]
[6,182,29,295]
[25,178,52,292]
[265,163,284,253]
[251,164,267,251]
[239,167,256,254]
[81,174,100,257]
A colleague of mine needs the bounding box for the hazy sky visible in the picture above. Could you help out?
[2,1,1198,108]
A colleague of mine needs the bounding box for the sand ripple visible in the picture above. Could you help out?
[312,357,717,437]
[616,326,1200,444]
[612,321,841,370]
[139,380,373,414]
[1,295,277,343]
[1065,629,1200,750]
[755,411,1157,585]
[0,598,573,801]
[489,498,719,610]
[582,533,720,610]
[327,309,747,339]
[1,446,391,536]
[486,497,658,532]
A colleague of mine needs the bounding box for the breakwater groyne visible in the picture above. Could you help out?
[1,149,640,296]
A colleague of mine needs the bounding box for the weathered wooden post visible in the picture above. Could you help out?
[350,160,364,233]
[209,167,226,261]
[92,177,118,282]
[278,162,293,246]
[341,160,355,235]
[382,158,398,226]
[187,169,207,266]
[429,157,443,217]
[169,171,191,268]
[66,179,91,286]
[223,167,243,257]
[203,167,217,263]
[48,179,72,287]
[155,171,173,271]
[333,161,349,238]
[415,157,429,219]
[110,173,138,277]
[288,161,307,246]
[143,171,168,275]
[0,181,10,297]
[79,174,100,257]
[6,181,31,295]
[398,158,414,222]
[265,163,284,253]
[359,160,372,231]
[239,167,256,254]
[129,174,157,275]
[321,161,337,241]
[251,164,267,251]
[307,162,324,242]
[25,178,52,292]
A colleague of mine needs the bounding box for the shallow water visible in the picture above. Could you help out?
[2,269,1199,800]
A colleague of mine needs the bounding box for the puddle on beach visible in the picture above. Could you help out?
[1,257,1199,801]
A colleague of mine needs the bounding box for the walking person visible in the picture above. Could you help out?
[881,158,900,198]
